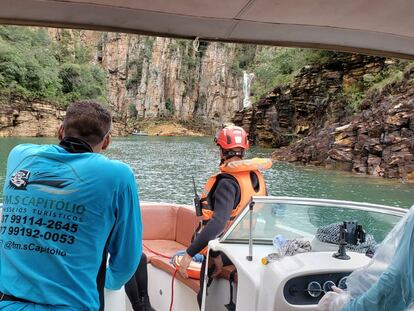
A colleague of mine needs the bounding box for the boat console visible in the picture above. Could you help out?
[283,272,351,305]
[204,197,406,311]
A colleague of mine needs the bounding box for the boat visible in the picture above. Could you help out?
[0,198,407,310]
[0,1,413,310]
[132,131,149,136]
[113,197,406,311]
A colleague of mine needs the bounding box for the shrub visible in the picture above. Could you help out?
[128,103,138,118]
[0,29,61,99]
[250,47,333,100]
[59,63,106,102]
[165,98,174,114]
[0,26,107,105]
[343,83,364,112]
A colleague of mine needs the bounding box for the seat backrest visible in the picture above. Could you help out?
[141,203,178,240]
[175,206,198,246]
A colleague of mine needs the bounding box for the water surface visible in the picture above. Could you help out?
[1,136,413,208]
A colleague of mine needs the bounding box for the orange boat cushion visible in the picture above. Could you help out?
[143,240,186,262]
[141,204,177,240]
[175,206,199,247]
[140,203,237,292]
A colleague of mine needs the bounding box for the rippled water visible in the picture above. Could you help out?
[1,136,414,208]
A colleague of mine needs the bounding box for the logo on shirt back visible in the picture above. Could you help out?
[9,169,77,194]
[10,169,31,190]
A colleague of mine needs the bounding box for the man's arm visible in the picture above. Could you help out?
[339,271,404,311]
[105,171,142,290]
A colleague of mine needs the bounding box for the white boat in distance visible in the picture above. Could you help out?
[131,131,149,136]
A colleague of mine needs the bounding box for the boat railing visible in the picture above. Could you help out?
[220,196,407,262]
[252,196,406,215]
[221,196,407,242]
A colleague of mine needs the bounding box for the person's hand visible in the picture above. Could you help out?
[318,286,350,311]
[211,255,224,277]
[178,253,192,279]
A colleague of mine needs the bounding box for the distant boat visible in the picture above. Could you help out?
[131,131,148,136]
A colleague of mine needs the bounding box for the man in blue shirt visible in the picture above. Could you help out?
[0,101,142,310]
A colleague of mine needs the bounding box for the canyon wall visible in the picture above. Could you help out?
[94,32,250,124]
[233,53,389,147]
[0,29,256,137]
[234,53,414,181]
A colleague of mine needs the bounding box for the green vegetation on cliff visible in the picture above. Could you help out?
[228,46,333,101]
[249,47,333,101]
[343,60,411,112]
[0,26,106,106]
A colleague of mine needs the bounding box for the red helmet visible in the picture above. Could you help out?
[214,126,249,151]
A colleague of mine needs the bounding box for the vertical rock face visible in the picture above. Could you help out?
[97,33,247,124]
[100,32,132,116]
[0,96,129,137]
[233,53,387,148]
[0,29,254,136]
[197,44,244,122]
[0,97,65,137]
[241,52,414,181]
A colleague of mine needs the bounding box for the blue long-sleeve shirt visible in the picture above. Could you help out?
[0,143,142,310]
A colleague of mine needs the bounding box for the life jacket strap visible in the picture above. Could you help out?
[225,269,237,310]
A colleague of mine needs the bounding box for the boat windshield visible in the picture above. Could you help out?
[221,197,406,250]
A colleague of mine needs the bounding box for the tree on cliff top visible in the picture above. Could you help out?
[0,26,107,106]
[0,27,61,99]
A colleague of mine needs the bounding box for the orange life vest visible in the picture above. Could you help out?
[198,158,272,255]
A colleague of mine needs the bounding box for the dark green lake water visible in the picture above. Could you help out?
[1,136,414,208]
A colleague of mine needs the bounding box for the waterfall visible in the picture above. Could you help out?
[243,71,255,108]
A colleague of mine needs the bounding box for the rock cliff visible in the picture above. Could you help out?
[96,32,249,124]
[234,53,414,181]
[233,53,388,147]
[0,96,128,137]
[0,29,255,137]
[272,66,414,181]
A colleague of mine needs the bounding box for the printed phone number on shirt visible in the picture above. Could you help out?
[1,215,78,233]
[0,225,75,245]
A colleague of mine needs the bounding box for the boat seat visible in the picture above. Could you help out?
[143,240,186,261]
[141,202,199,262]
[140,203,237,292]
[151,256,200,292]
[151,256,237,293]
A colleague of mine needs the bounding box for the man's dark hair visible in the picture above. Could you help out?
[63,101,112,146]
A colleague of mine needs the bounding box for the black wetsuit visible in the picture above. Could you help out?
[186,174,258,308]
[187,175,241,257]
[124,253,151,310]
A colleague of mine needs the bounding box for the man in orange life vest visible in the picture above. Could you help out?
[178,125,270,307]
